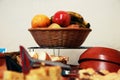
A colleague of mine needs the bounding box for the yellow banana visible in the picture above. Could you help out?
[67,11,90,28]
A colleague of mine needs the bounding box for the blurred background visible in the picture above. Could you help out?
[0,0,120,64]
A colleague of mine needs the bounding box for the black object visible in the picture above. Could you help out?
[5,56,22,72]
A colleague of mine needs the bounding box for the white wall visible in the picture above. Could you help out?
[0,0,120,64]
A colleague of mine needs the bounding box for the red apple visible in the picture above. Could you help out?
[52,11,71,27]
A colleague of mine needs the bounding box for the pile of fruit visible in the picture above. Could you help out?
[31,10,90,29]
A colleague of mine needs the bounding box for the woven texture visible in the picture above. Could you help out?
[28,28,92,48]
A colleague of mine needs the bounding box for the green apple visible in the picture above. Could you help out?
[48,23,61,28]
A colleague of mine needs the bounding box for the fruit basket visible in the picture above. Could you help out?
[28,28,92,48]
[29,10,92,48]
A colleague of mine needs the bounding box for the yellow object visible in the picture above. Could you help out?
[48,23,61,28]
[3,70,24,80]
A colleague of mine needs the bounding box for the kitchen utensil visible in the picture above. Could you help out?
[19,45,71,74]
[78,47,120,72]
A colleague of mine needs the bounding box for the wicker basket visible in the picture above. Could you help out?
[28,28,92,48]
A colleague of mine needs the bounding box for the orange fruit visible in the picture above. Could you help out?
[31,14,50,28]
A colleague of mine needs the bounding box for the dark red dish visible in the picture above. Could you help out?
[78,47,120,72]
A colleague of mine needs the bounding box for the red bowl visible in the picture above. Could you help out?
[78,47,120,72]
